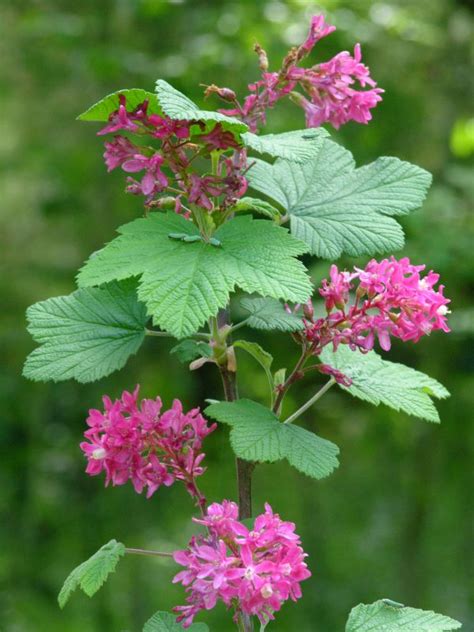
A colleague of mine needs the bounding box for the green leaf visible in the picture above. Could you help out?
[155,79,248,136]
[247,136,432,258]
[143,611,209,632]
[23,280,148,383]
[58,540,125,608]
[346,599,462,631]
[234,197,282,220]
[78,88,161,121]
[170,340,212,363]
[205,399,339,479]
[242,128,328,163]
[320,346,450,422]
[240,296,304,332]
[77,212,312,338]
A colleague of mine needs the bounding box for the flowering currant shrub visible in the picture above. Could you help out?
[23,14,462,632]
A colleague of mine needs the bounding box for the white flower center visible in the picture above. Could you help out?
[244,566,255,580]
[436,305,449,316]
[92,447,106,460]
[261,584,273,599]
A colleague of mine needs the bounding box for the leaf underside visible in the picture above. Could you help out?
[321,346,449,422]
[247,135,432,259]
[155,79,248,136]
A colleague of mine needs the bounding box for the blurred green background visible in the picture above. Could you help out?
[1,0,473,630]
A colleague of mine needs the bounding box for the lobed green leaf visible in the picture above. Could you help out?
[77,212,312,339]
[143,611,209,631]
[58,540,125,608]
[23,280,148,383]
[78,88,161,121]
[240,296,304,332]
[346,599,462,631]
[205,399,339,479]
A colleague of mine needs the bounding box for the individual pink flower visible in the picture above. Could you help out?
[80,386,216,502]
[196,123,240,152]
[103,136,138,171]
[319,264,354,311]
[173,502,311,627]
[123,153,168,196]
[298,14,336,57]
[148,114,190,140]
[97,94,141,135]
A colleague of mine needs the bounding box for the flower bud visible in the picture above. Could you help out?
[203,84,237,103]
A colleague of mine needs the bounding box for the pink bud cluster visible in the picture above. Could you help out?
[172,501,310,627]
[80,386,216,502]
[99,95,247,211]
[219,14,382,131]
[304,257,450,355]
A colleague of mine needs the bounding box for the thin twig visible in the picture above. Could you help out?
[283,378,336,425]
[125,547,174,558]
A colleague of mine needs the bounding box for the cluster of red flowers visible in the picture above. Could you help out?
[303,257,450,357]
[99,95,247,211]
[173,501,311,628]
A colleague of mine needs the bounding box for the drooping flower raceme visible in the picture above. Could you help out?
[80,386,216,502]
[304,257,450,355]
[218,14,383,131]
[172,501,311,627]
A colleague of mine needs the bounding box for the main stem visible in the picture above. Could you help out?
[218,365,255,521]
[216,310,255,632]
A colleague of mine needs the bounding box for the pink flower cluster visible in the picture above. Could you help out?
[173,501,311,627]
[219,14,382,131]
[80,386,216,502]
[304,257,450,354]
[99,96,247,210]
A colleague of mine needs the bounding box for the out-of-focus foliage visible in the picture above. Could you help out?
[0,1,472,631]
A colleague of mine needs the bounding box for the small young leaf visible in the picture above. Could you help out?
[155,79,247,137]
[247,137,432,259]
[23,280,148,383]
[58,540,125,608]
[143,611,209,631]
[233,340,274,394]
[345,599,462,631]
[205,399,339,479]
[78,88,161,121]
[240,297,304,332]
[273,368,287,389]
[242,128,328,163]
[78,212,312,338]
[320,346,449,422]
[170,340,212,363]
[234,197,282,220]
